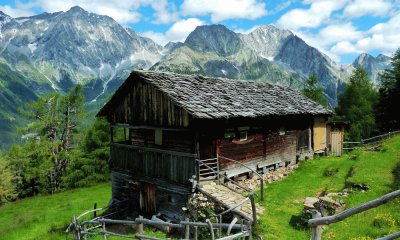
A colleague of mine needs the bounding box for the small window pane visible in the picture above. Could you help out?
[224,132,236,139]
[239,131,247,141]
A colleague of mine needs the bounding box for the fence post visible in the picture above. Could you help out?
[194,226,198,240]
[249,193,257,224]
[102,220,107,240]
[260,175,264,201]
[137,215,144,234]
[185,217,190,239]
[310,210,322,240]
[93,203,97,219]
[206,219,215,240]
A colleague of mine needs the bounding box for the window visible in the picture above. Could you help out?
[155,129,162,145]
[224,132,236,139]
[239,131,247,141]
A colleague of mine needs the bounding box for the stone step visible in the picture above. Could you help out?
[199,182,265,221]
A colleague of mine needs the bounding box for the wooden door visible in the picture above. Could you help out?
[141,183,157,217]
[313,118,327,152]
[330,128,343,156]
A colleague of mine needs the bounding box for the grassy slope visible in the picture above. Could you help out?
[257,135,400,240]
[0,183,111,240]
[0,136,399,239]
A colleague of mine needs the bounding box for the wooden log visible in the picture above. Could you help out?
[184,217,190,239]
[194,226,198,240]
[376,231,400,240]
[310,210,322,240]
[206,219,215,240]
[249,194,257,225]
[308,190,400,227]
[137,216,144,233]
[102,221,107,240]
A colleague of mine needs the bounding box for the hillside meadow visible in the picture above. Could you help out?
[1,136,399,239]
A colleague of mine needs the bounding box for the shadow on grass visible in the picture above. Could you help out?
[391,161,400,190]
[289,214,308,230]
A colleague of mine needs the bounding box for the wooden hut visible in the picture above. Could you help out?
[327,121,349,156]
[97,70,332,221]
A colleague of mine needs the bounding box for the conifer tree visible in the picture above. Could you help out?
[377,48,400,131]
[302,73,328,107]
[335,67,378,141]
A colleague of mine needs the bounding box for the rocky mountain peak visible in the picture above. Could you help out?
[66,6,88,14]
[352,53,391,84]
[184,24,243,56]
[242,24,293,59]
[376,54,391,62]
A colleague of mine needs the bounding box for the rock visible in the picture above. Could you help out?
[319,196,336,204]
[304,197,319,207]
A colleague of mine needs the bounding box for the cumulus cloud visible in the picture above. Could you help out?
[181,0,266,22]
[0,0,179,25]
[329,13,400,59]
[344,0,392,18]
[277,0,349,30]
[142,18,205,46]
[316,23,364,47]
[0,5,35,17]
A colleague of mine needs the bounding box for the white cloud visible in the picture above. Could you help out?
[0,0,178,25]
[149,0,179,24]
[329,13,400,58]
[142,18,205,46]
[181,0,266,22]
[344,0,392,18]
[0,5,35,17]
[330,41,361,55]
[141,31,169,46]
[356,13,400,53]
[277,0,349,30]
[316,23,364,46]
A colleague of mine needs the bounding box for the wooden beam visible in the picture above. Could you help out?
[111,124,192,132]
[111,143,196,158]
[308,190,400,227]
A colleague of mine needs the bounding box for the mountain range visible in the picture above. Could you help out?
[0,6,392,149]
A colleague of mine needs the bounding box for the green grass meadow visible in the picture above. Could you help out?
[0,183,111,240]
[1,136,399,239]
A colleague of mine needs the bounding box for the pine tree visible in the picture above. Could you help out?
[62,117,110,189]
[302,73,328,107]
[377,48,400,131]
[18,85,86,193]
[335,67,378,141]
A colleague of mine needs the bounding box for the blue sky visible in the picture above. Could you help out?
[1,0,399,63]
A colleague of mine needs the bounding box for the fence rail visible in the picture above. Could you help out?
[343,130,400,151]
[68,214,251,240]
[308,190,400,240]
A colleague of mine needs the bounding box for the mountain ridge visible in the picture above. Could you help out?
[0,6,392,149]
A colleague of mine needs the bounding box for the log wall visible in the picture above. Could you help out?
[109,80,191,127]
[110,144,195,186]
[218,129,298,170]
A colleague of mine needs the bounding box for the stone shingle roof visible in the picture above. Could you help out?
[98,70,332,119]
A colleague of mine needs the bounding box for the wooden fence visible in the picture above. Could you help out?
[343,130,400,151]
[308,190,400,240]
[68,213,251,240]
